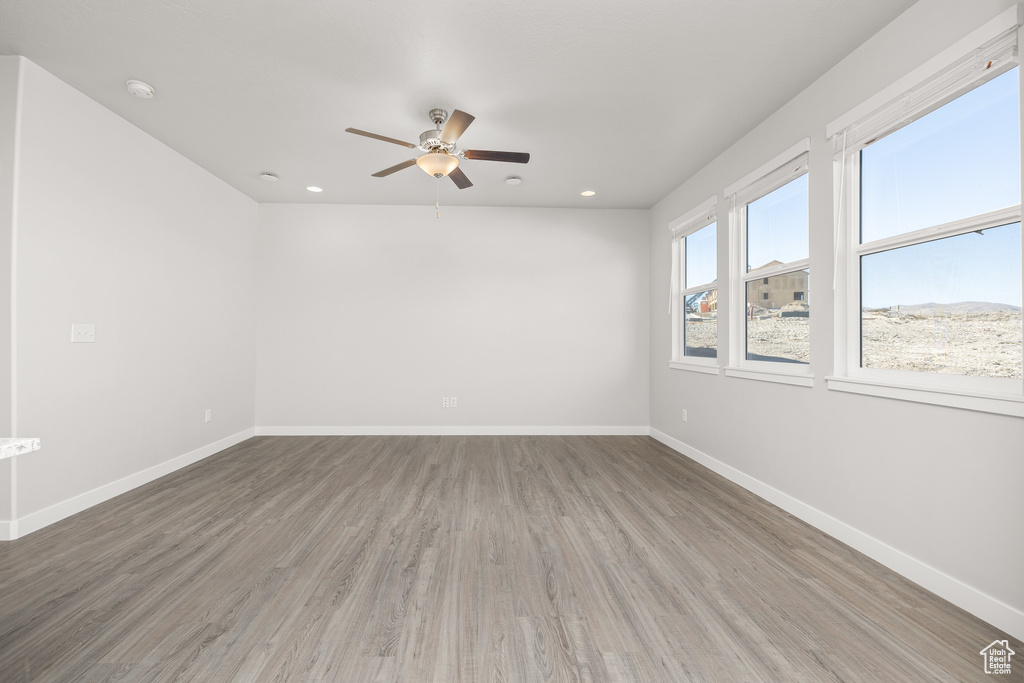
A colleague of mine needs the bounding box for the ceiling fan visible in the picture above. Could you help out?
[345,108,530,189]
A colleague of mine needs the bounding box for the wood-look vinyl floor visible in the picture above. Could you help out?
[0,435,1016,682]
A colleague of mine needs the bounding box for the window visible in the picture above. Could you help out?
[725,139,812,386]
[669,196,719,373]
[828,9,1023,416]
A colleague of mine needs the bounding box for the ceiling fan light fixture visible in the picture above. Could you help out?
[417,152,459,178]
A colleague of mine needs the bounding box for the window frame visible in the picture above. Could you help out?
[669,195,720,374]
[725,139,814,387]
[827,7,1024,417]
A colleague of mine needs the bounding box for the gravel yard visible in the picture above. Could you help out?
[684,318,717,357]
[862,309,1022,378]
[746,316,810,364]
[682,306,1022,378]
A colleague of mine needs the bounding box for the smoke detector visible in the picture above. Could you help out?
[505,176,523,185]
[259,172,279,182]
[126,80,155,99]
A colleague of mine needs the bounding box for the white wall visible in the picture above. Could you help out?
[0,57,17,521]
[0,58,17,438]
[256,204,649,431]
[649,0,1024,637]
[9,59,259,526]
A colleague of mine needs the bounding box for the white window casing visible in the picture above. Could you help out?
[825,6,1022,146]
[827,6,1024,417]
[669,195,720,373]
[725,139,814,386]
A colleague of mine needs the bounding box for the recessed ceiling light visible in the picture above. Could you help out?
[126,80,154,99]
[506,176,522,186]
[260,172,279,182]
[581,190,596,197]
[306,186,323,192]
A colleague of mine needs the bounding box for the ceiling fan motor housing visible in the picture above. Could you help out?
[419,129,455,154]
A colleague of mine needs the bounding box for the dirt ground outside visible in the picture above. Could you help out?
[862,308,1022,379]
[682,306,1022,379]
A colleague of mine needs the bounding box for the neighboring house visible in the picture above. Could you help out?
[748,260,808,309]
[704,288,718,313]
[685,288,719,316]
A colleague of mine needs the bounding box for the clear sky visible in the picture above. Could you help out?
[861,222,1021,309]
[685,222,717,287]
[680,67,1022,309]
[727,67,1022,309]
[860,67,1021,308]
[861,68,1019,243]
[747,173,809,269]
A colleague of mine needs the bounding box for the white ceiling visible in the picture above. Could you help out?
[0,0,916,209]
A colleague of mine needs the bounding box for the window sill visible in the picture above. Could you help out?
[826,375,1024,418]
[669,360,721,375]
[725,366,814,387]
[0,437,41,460]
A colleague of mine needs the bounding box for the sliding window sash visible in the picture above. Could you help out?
[726,141,812,382]
[827,7,1024,414]
[669,196,718,367]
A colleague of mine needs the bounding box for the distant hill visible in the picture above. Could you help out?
[864,301,1022,314]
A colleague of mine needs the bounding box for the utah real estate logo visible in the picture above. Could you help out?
[980,640,1014,675]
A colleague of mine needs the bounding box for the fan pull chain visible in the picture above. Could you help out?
[436,179,440,219]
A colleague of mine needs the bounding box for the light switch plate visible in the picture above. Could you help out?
[71,324,96,343]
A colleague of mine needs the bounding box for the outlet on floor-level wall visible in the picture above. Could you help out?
[71,324,96,343]
[205,408,212,423]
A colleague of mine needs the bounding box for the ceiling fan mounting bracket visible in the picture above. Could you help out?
[428,108,448,128]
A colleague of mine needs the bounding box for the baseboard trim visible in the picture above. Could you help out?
[648,427,1024,641]
[255,426,651,436]
[0,519,14,541]
[11,428,256,540]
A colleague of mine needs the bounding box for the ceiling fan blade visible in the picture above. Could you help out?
[449,166,473,189]
[463,150,530,164]
[345,128,417,149]
[371,159,418,177]
[440,110,475,144]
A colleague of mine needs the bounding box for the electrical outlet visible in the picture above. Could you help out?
[442,397,450,408]
[681,409,687,423]
[205,408,212,423]
[450,396,457,408]
[71,324,96,343]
